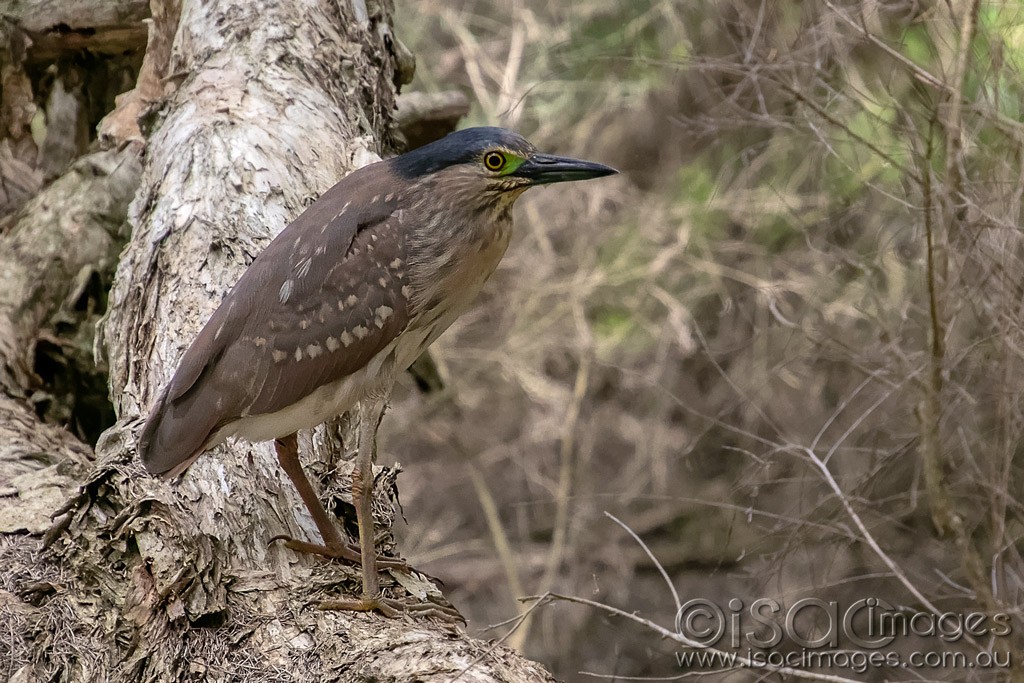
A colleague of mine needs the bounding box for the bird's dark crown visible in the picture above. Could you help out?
[390,127,535,179]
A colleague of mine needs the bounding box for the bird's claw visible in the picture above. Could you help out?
[268,531,455,621]
[268,534,407,570]
[317,595,465,623]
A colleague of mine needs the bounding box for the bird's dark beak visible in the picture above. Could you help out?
[512,153,618,185]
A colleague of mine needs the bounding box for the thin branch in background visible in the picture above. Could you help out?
[451,590,553,682]
[522,295,593,646]
[525,592,863,683]
[822,379,900,465]
[398,0,1024,677]
[797,445,984,653]
[466,459,528,631]
[604,511,681,613]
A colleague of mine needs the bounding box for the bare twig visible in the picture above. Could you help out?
[798,446,983,652]
[526,592,862,683]
[605,511,680,613]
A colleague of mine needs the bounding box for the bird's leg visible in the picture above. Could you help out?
[354,397,386,600]
[273,432,348,552]
[270,431,404,569]
[314,399,464,622]
[295,404,464,623]
[316,397,388,612]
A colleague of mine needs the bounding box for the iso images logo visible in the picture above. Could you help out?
[674,597,1012,650]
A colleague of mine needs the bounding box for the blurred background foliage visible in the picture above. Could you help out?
[387,0,1024,679]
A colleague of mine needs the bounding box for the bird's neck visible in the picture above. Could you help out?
[403,190,517,326]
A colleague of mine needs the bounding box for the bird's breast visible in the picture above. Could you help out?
[411,215,512,324]
[398,212,513,366]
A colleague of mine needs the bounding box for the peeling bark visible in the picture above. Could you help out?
[0,140,144,683]
[0,148,140,398]
[0,0,148,218]
[2,0,555,680]
[396,90,471,149]
[0,22,42,218]
[0,395,93,534]
[7,0,150,63]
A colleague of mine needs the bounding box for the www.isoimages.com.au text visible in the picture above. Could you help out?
[675,648,1012,674]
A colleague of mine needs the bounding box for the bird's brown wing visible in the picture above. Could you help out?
[139,164,413,477]
[235,207,412,416]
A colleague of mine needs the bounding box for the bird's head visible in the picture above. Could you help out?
[389,127,617,207]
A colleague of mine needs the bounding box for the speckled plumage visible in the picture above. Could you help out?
[138,127,615,480]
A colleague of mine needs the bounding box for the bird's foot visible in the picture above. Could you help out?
[318,595,464,623]
[268,534,407,570]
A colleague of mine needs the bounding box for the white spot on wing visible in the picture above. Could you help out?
[353,325,369,340]
[376,305,393,322]
[306,343,322,359]
[340,331,354,346]
[326,337,340,352]
[294,347,303,362]
[272,349,287,362]
[279,279,294,303]
[294,256,312,278]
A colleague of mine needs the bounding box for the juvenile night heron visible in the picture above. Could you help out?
[138,127,616,615]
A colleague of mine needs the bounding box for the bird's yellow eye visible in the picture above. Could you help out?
[483,151,506,172]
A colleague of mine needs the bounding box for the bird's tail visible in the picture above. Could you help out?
[138,387,221,479]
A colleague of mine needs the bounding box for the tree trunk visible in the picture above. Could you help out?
[0,1,555,680]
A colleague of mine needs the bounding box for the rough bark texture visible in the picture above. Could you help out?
[7,0,149,63]
[1,0,148,219]
[0,145,143,681]
[0,149,139,396]
[1,0,556,681]
[396,91,471,150]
